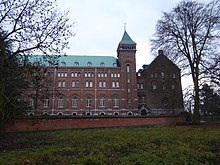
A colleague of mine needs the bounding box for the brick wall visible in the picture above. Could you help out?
[3,116,185,132]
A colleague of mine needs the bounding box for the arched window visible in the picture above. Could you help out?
[76,81,79,88]
[161,72,165,78]
[87,61,92,66]
[61,61,66,66]
[74,61,79,66]
[103,81,106,87]
[152,83,157,90]
[126,64,130,73]
[72,81,76,87]
[99,81,102,87]
[100,62,105,66]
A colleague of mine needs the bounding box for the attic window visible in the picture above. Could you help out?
[74,61,79,66]
[87,61,92,66]
[100,62,105,66]
[61,61,66,66]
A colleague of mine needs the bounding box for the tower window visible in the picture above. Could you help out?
[126,65,130,73]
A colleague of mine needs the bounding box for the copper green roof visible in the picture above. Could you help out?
[30,55,118,67]
[119,31,136,45]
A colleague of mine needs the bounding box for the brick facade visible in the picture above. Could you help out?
[26,32,184,116]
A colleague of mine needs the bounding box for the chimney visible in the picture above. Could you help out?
[158,50,164,55]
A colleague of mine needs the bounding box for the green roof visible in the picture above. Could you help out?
[30,55,118,67]
[119,31,136,45]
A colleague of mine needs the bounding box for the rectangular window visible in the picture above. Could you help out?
[58,99,64,108]
[100,97,106,107]
[43,99,49,108]
[86,98,92,107]
[72,98,78,107]
[29,99,34,107]
[64,72,67,77]
[113,98,119,107]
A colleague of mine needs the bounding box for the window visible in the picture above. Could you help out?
[127,78,130,83]
[62,81,66,87]
[43,99,49,108]
[86,97,92,107]
[89,81,93,87]
[61,72,64,77]
[87,62,92,66]
[61,61,66,66]
[170,73,176,78]
[126,65,130,73]
[100,97,106,107]
[140,83,144,89]
[161,72,165,78]
[163,84,166,90]
[29,99,34,107]
[99,81,102,87]
[58,98,64,108]
[72,96,78,107]
[103,81,106,87]
[58,72,61,77]
[141,96,145,103]
[76,81,79,87]
[128,88,131,93]
[72,81,76,87]
[100,62,105,66]
[74,61,79,66]
[171,84,175,90]
[113,96,119,107]
[116,81,119,87]
[152,83,157,90]
[64,72,67,77]
[58,81,62,87]
[86,81,89,87]
[112,81,115,88]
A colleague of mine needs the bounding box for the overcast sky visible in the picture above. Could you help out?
[56,0,188,70]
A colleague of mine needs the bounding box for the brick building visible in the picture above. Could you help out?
[27,31,184,116]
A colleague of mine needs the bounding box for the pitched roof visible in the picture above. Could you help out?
[119,31,136,45]
[30,55,118,67]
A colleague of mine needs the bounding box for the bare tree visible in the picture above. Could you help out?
[151,0,220,123]
[0,0,74,122]
[0,0,74,55]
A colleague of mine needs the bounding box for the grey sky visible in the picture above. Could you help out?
[56,0,208,73]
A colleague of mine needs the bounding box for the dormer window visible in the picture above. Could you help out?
[61,61,66,66]
[87,61,92,66]
[100,62,105,66]
[74,61,79,66]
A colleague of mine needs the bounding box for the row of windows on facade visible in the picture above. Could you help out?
[150,72,176,79]
[69,61,118,67]
[58,81,120,88]
[60,61,111,66]
[152,83,175,90]
[52,72,121,78]
[29,97,129,109]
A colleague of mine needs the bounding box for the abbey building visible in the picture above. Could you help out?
[27,31,184,116]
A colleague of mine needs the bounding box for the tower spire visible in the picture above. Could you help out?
[124,22,126,31]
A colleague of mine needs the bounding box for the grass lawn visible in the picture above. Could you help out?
[0,125,220,165]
